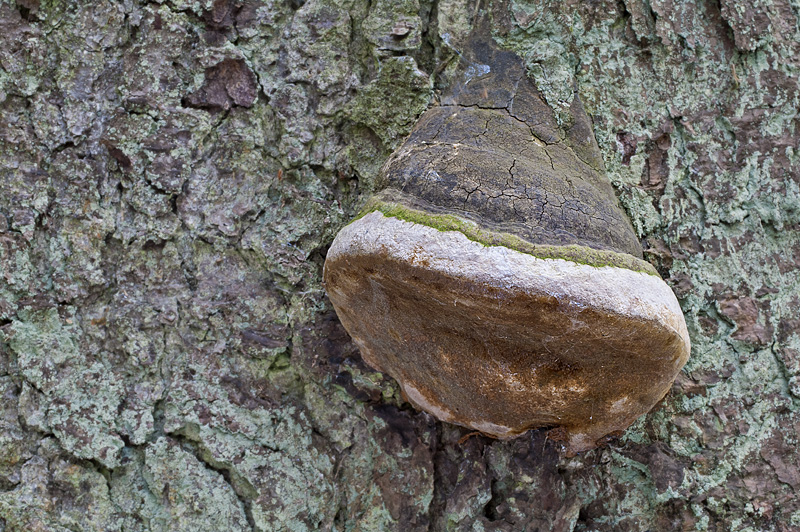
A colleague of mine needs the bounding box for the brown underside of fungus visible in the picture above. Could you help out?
[324,29,691,453]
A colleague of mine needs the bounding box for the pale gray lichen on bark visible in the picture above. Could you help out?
[0,0,799,531]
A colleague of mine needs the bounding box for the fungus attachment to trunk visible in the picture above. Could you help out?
[323,30,690,454]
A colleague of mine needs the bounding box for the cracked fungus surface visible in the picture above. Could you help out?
[379,30,645,259]
[0,0,799,530]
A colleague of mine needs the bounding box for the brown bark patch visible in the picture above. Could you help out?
[185,59,258,112]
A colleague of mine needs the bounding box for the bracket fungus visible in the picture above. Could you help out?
[324,31,690,453]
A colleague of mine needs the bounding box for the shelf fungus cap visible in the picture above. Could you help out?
[324,31,690,453]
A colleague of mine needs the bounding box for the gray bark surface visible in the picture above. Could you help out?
[0,0,798,530]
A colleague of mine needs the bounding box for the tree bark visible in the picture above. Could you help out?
[0,0,798,530]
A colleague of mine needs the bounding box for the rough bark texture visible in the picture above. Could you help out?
[0,0,798,531]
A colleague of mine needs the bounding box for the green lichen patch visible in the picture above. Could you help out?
[108,439,251,532]
[8,309,125,468]
[0,437,121,532]
[354,197,661,276]
[161,372,337,530]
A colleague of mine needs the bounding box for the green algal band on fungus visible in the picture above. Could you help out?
[354,198,660,277]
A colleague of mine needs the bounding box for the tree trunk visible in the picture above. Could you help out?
[0,0,798,530]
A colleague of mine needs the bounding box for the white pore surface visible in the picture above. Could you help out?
[327,211,691,358]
